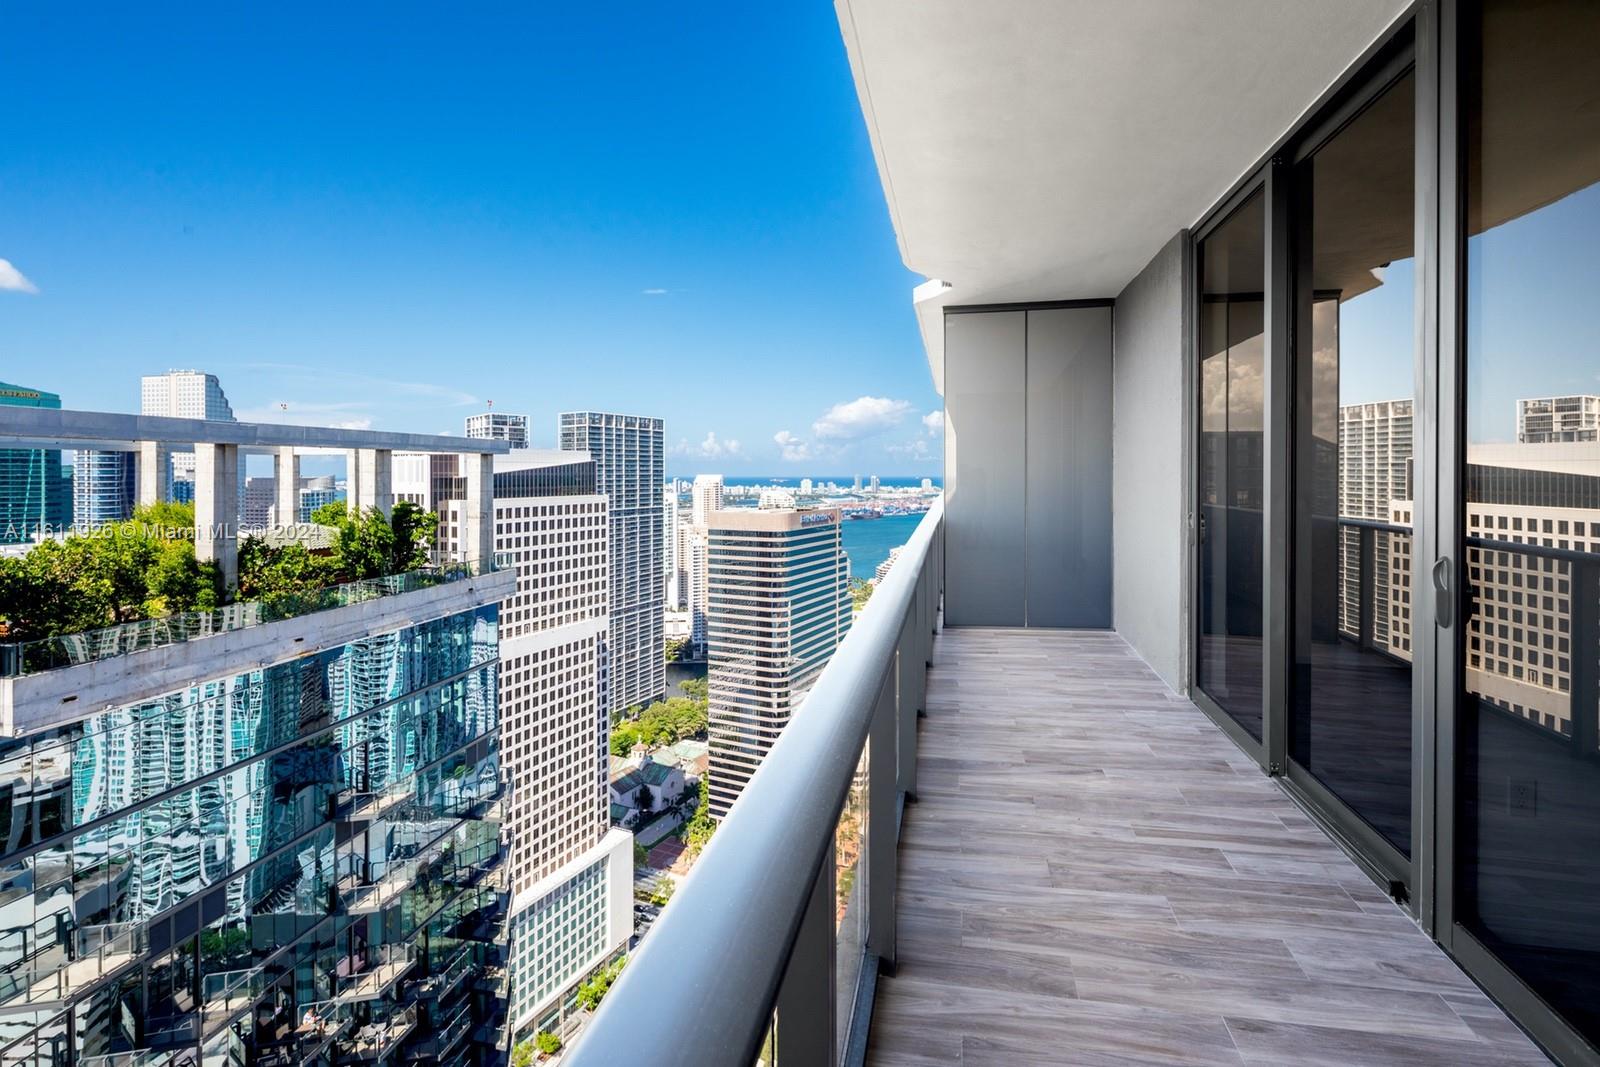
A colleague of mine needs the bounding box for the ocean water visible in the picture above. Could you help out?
[841,512,924,581]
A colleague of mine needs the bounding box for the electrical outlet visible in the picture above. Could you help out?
[1510,778,1537,817]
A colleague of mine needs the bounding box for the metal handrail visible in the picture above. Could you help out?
[566,497,944,1067]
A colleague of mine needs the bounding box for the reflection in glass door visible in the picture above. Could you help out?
[1457,0,1600,1046]
[1197,191,1266,741]
[1289,68,1416,860]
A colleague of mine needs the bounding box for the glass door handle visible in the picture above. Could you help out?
[1432,556,1452,628]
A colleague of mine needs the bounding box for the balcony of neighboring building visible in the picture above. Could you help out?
[0,408,516,738]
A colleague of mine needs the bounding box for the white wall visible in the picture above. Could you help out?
[1112,232,1190,691]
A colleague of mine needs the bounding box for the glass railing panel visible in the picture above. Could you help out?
[834,738,869,1063]
[0,557,505,678]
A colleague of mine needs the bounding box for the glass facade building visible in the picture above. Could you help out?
[0,381,71,545]
[71,451,138,530]
[0,603,510,1066]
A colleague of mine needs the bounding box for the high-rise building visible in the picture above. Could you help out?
[799,477,813,494]
[1337,399,1413,647]
[663,486,683,610]
[139,369,237,492]
[705,507,852,819]
[869,474,881,493]
[72,449,137,529]
[0,380,71,544]
[418,450,631,1044]
[559,412,665,715]
[690,474,723,527]
[1385,440,1600,739]
[683,523,712,659]
[467,411,531,450]
[1516,395,1600,443]
[0,413,514,1065]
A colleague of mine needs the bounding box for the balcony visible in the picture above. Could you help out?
[564,503,1558,1066]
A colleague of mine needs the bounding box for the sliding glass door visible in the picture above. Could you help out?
[1196,191,1267,744]
[1287,63,1417,866]
[1453,0,1600,1048]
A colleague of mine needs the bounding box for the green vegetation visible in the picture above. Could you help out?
[681,776,716,856]
[609,689,708,755]
[0,499,439,646]
[850,577,874,612]
[0,502,220,641]
[680,675,708,702]
[664,635,690,662]
[511,1038,534,1067]
[575,955,626,1012]
[237,500,436,599]
[535,1031,562,1057]
[633,840,650,867]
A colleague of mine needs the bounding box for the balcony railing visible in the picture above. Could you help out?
[566,497,944,1067]
[0,554,511,678]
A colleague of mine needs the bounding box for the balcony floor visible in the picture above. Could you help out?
[868,629,1548,1067]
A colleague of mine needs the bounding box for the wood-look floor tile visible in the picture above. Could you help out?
[866,628,1551,1066]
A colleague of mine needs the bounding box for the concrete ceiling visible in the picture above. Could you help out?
[836,0,1409,384]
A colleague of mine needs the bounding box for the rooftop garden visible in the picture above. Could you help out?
[0,499,439,647]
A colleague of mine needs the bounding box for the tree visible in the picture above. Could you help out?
[575,955,627,1012]
[633,840,650,868]
[511,1039,535,1067]
[683,777,716,855]
[535,1031,562,1057]
[609,722,641,756]
[635,783,654,812]
[0,501,219,642]
[850,577,874,612]
[680,676,709,703]
[664,636,689,662]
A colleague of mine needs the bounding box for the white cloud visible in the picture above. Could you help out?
[774,430,811,462]
[922,410,944,436]
[0,259,39,294]
[886,438,931,459]
[812,396,914,441]
[642,288,669,296]
[675,431,741,458]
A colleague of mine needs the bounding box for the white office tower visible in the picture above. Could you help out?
[416,450,633,1043]
[705,508,852,820]
[1517,395,1600,444]
[663,486,683,609]
[139,370,236,487]
[799,477,813,494]
[869,474,881,493]
[560,412,666,716]
[467,410,531,450]
[1337,399,1413,649]
[690,473,724,526]
[684,523,711,659]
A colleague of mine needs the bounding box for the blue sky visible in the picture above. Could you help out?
[1338,182,1600,443]
[0,2,943,475]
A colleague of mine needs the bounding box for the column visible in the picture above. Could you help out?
[274,446,299,526]
[345,449,362,516]
[194,442,239,591]
[353,448,393,520]
[137,440,171,507]
[462,451,494,568]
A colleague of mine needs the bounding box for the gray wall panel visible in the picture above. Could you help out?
[1026,307,1114,627]
[1111,232,1189,690]
[944,310,1027,626]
